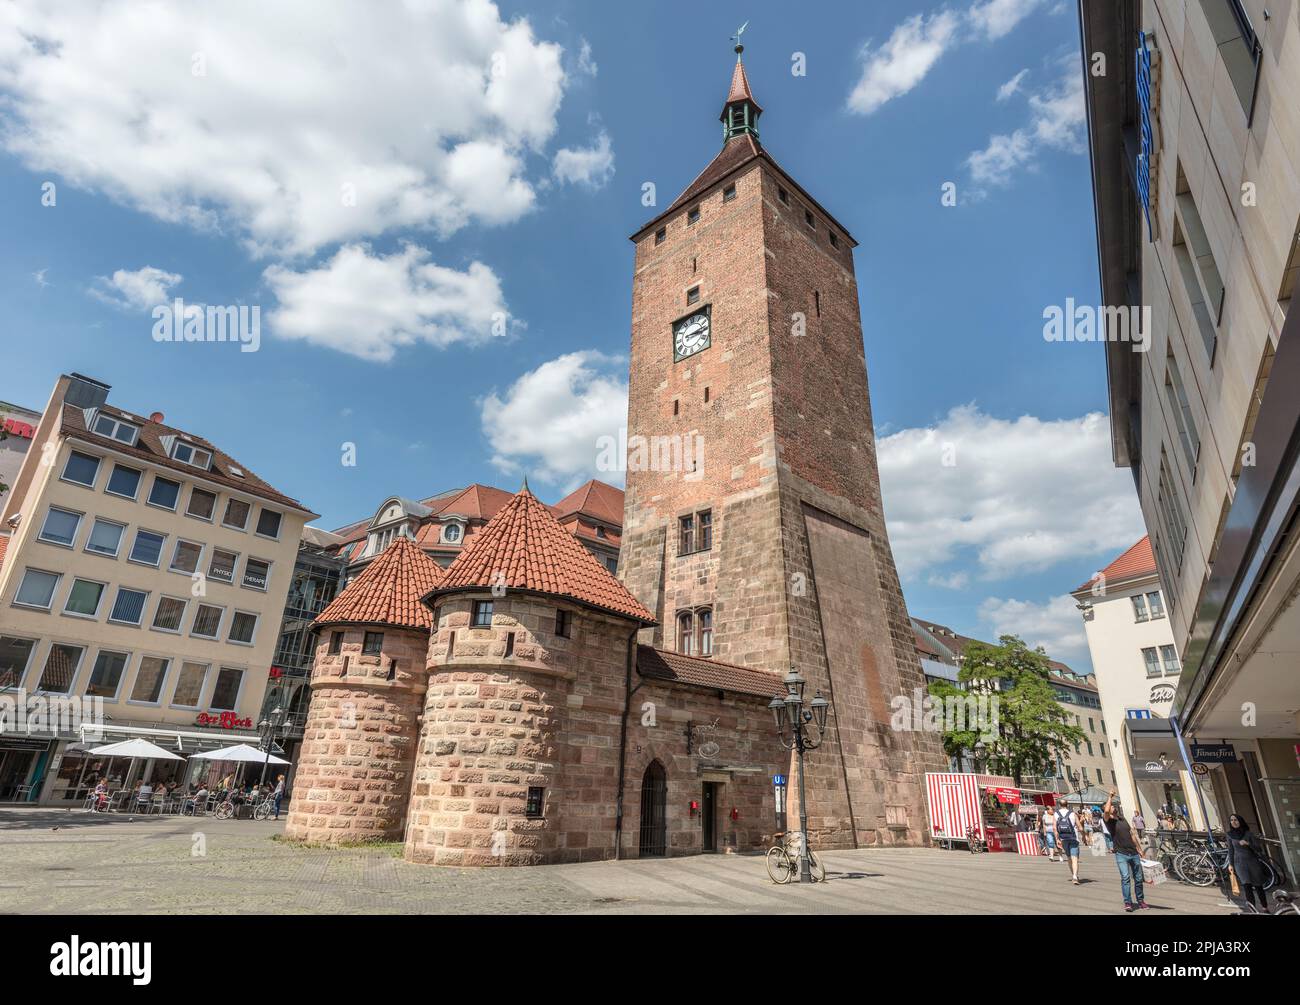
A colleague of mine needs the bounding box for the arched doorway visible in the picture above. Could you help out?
[639,760,667,857]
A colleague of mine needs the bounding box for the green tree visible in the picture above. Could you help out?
[929,634,1085,786]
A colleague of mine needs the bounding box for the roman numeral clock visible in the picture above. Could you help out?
[673,304,711,362]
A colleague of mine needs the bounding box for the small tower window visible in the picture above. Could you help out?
[525,786,546,818]
[687,206,700,225]
[328,631,343,655]
[703,386,710,403]
[723,184,736,202]
[829,231,840,249]
[673,399,680,416]
[778,187,789,206]
[504,632,515,658]
[687,285,700,305]
[386,658,398,681]
[472,600,493,628]
[555,609,572,638]
[362,631,384,656]
[805,210,816,229]
[655,227,666,245]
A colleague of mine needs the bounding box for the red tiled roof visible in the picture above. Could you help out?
[1075,536,1156,592]
[62,404,314,515]
[913,619,1087,682]
[314,537,443,631]
[429,487,654,624]
[432,483,513,521]
[637,646,783,699]
[551,479,623,525]
[726,56,762,110]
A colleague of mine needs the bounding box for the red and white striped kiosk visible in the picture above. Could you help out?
[925,772,1058,853]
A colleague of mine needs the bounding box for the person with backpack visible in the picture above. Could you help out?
[1053,799,1082,884]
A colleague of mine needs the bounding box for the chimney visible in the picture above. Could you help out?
[149,412,165,424]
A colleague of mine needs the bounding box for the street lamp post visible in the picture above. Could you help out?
[767,667,831,884]
[258,706,286,786]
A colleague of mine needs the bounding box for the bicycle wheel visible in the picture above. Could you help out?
[1175,850,1216,887]
[766,846,795,885]
[254,801,271,821]
[1261,858,1280,891]
[807,850,827,883]
[214,801,234,821]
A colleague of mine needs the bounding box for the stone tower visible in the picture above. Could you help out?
[405,486,655,867]
[284,537,443,844]
[619,44,944,848]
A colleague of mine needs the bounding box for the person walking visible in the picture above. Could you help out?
[1226,814,1269,911]
[1053,800,1082,884]
[1042,806,1061,862]
[273,774,286,820]
[1103,789,1150,912]
[1131,809,1147,847]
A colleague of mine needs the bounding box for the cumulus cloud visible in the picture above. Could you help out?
[480,351,627,489]
[967,57,1085,189]
[0,0,567,256]
[552,131,615,189]
[877,404,1146,584]
[89,266,183,310]
[264,244,510,362]
[979,593,1090,669]
[847,11,961,116]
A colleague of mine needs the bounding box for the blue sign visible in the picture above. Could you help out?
[773,774,786,786]
[1135,32,1156,242]
[1126,708,1153,719]
[1191,743,1236,764]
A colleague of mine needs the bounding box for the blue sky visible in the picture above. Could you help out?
[0,0,1145,668]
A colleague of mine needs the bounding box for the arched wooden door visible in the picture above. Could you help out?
[639,760,667,857]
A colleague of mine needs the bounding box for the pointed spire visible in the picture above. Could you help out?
[720,32,762,143]
[521,473,530,494]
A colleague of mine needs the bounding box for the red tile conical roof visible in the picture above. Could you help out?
[726,55,761,110]
[314,536,443,631]
[1075,536,1157,592]
[429,487,655,624]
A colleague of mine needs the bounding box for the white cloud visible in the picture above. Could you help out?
[552,131,614,189]
[979,593,1090,669]
[967,57,1085,189]
[969,0,1044,41]
[996,68,1029,101]
[89,266,183,310]
[480,351,627,490]
[877,404,1146,583]
[0,0,567,256]
[264,243,510,363]
[576,38,597,77]
[847,11,961,115]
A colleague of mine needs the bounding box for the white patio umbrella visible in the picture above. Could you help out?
[87,738,185,760]
[188,743,288,764]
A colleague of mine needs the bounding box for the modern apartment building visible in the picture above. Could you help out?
[0,373,315,803]
[1081,0,1300,880]
[1072,537,1215,828]
[912,620,1118,793]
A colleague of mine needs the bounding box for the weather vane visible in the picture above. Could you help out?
[731,20,748,54]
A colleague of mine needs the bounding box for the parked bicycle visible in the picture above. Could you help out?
[966,825,987,854]
[765,831,826,884]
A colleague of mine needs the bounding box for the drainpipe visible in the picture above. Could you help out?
[613,626,643,861]
[1171,715,1216,849]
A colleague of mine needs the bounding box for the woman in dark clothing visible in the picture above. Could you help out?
[1226,814,1268,910]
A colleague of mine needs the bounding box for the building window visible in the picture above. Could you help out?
[362,631,384,656]
[152,596,188,633]
[128,529,166,567]
[91,412,139,445]
[169,539,203,575]
[148,476,182,511]
[1165,351,1201,473]
[38,507,82,547]
[172,661,210,708]
[679,514,694,554]
[255,509,282,539]
[190,603,223,639]
[687,206,700,225]
[0,636,36,689]
[223,497,251,531]
[1156,452,1189,566]
[829,231,839,248]
[63,579,105,618]
[442,523,462,543]
[703,387,710,403]
[186,487,217,521]
[1146,591,1165,619]
[37,643,84,694]
[555,609,571,638]
[106,464,142,500]
[14,569,60,610]
[129,656,169,704]
[242,558,271,591]
[210,667,244,710]
[697,510,713,551]
[171,440,211,470]
[228,611,258,645]
[1160,645,1181,675]
[208,549,237,584]
[778,187,789,205]
[698,608,713,656]
[525,786,545,818]
[1142,647,1162,678]
[655,227,666,245]
[677,611,695,655]
[504,632,515,658]
[1132,594,1150,622]
[472,600,493,628]
[85,519,125,558]
[86,650,129,700]
[1197,0,1262,123]
[108,587,148,626]
[328,631,344,655]
[687,285,700,306]
[805,209,815,229]
[61,451,101,488]
[723,183,736,202]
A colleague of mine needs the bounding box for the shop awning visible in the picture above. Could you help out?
[188,743,289,765]
[86,738,185,761]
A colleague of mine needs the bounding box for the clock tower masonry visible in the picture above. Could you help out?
[619,43,944,848]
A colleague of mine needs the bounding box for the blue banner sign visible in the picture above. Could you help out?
[1136,31,1157,241]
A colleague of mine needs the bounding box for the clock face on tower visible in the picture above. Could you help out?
[673,305,712,362]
